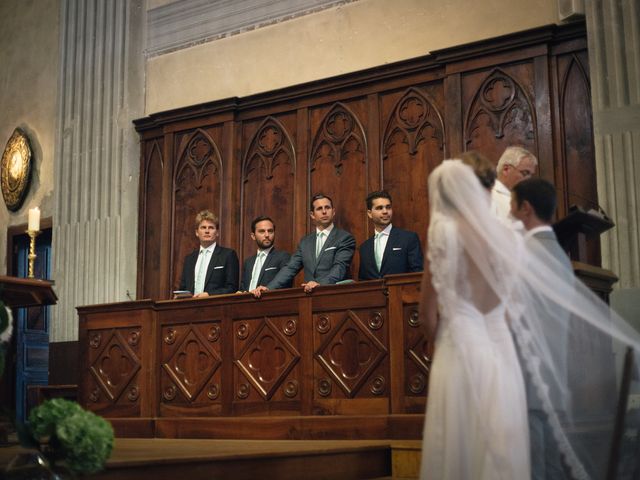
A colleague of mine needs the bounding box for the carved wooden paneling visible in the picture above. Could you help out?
[403,304,431,412]
[85,327,142,414]
[160,322,223,415]
[309,102,368,249]
[557,51,600,264]
[313,308,388,400]
[135,24,600,296]
[381,86,445,247]
[233,315,301,406]
[140,139,164,299]
[241,116,296,261]
[172,127,224,289]
[463,66,537,164]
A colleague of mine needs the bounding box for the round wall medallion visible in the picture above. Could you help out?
[1,128,33,211]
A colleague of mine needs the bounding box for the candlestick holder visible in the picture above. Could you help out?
[27,229,40,279]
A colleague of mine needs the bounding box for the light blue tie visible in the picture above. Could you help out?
[316,231,325,259]
[249,251,266,291]
[374,232,384,271]
[194,249,208,294]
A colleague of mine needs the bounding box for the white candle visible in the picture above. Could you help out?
[28,207,40,231]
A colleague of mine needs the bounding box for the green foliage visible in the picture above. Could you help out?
[27,398,114,475]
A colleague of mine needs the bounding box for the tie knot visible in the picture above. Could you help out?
[259,250,266,258]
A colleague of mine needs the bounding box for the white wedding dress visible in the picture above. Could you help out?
[420,210,530,479]
[419,159,640,480]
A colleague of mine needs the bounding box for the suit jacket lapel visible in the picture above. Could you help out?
[379,227,395,272]
[316,228,337,267]
[204,245,220,284]
[257,250,273,285]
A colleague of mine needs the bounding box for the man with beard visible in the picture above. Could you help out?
[240,216,291,291]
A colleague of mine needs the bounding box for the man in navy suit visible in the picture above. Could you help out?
[251,193,355,297]
[240,216,291,291]
[178,210,239,297]
[358,190,423,280]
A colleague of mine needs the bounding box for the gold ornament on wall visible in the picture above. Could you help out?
[1,128,33,211]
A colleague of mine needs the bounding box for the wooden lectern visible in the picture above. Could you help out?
[0,275,58,309]
[553,205,617,302]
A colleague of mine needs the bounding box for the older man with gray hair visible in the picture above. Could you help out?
[491,146,538,222]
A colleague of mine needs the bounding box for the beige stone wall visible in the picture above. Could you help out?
[0,0,60,274]
[146,0,559,114]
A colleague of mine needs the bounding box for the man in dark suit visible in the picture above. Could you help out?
[240,216,291,291]
[511,178,573,480]
[251,193,355,297]
[178,210,239,297]
[358,190,423,280]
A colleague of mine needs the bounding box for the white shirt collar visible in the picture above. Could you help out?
[493,179,510,195]
[316,224,334,235]
[376,223,393,236]
[524,225,553,241]
[257,246,273,256]
[200,243,216,254]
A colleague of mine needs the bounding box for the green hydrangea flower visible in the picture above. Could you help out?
[28,398,114,474]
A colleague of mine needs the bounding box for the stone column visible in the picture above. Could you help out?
[583,0,640,325]
[52,0,145,341]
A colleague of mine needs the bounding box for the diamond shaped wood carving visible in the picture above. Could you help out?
[316,310,387,398]
[163,327,222,401]
[89,330,141,402]
[235,318,299,400]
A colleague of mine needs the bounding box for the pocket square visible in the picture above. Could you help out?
[213,265,224,269]
[264,267,277,271]
[325,246,337,251]
[392,247,402,251]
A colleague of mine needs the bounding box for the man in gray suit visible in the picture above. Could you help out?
[251,193,355,297]
[512,177,573,480]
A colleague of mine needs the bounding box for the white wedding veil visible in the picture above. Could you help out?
[424,159,640,479]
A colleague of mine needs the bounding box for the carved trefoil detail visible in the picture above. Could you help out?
[162,325,222,402]
[174,128,222,190]
[243,117,295,182]
[310,103,366,176]
[464,68,535,147]
[315,310,387,398]
[382,87,445,158]
[235,317,300,400]
[89,329,141,402]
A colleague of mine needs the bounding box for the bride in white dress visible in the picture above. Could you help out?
[419,159,640,480]
[420,159,529,479]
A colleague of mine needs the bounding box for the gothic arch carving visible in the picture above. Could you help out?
[464,68,536,147]
[310,102,367,176]
[382,87,445,158]
[242,117,295,182]
[174,128,222,190]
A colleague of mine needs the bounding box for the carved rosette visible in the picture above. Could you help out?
[162,326,222,402]
[408,308,420,328]
[175,128,222,190]
[318,378,332,397]
[464,69,535,147]
[382,87,445,158]
[409,374,426,394]
[316,310,388,398]
[316,315,331,333]
[235,319,300,400]
[310,103,366,176]
[243,117,295,182]
[88,330,141,403]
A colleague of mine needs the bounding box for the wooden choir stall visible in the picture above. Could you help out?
[77,274,426,439]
